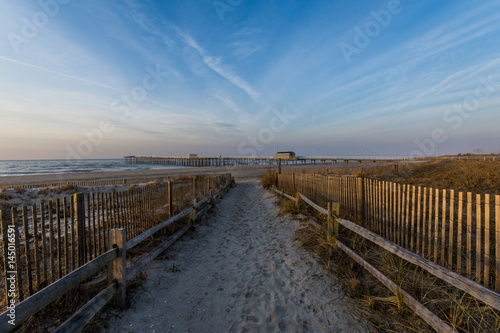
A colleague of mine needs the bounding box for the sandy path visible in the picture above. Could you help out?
[104,180,372,333]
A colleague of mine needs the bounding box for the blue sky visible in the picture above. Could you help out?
[1,0,499,159]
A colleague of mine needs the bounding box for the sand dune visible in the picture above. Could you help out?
[104,180,373,332]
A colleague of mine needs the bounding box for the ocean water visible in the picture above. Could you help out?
[0,159,182,177]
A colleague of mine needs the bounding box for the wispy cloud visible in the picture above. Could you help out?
[231,41,264,59]
[406,4,500,55]
[212,93,245,115]
[173,27,261,101]
[394,57,500,113]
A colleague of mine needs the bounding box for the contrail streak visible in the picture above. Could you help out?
[0,55,126,93]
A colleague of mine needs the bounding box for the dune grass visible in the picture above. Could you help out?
[324,160,500,194]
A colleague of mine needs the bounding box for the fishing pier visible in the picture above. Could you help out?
[124,155,410,167]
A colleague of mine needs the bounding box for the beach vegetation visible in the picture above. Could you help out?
[37,187,51,196]
[260,170,276,189]
[169,263,181,273]
[56,183,77,194]
[0,191,12,210]
[14,186,25,194]
[324,160,500,194]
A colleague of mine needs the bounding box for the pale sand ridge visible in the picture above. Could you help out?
[104,180,373,332]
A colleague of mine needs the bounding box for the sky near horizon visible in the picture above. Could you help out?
[1,0,500,160]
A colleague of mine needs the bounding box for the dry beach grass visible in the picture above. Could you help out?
[326,159,500,194]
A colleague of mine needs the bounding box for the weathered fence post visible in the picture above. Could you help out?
[190,199,196,224]
[207,176,210,196]
[193,176,197,201]
[73,193,86,267]
[329,202,340,238]
[168,181,173,218]
[12,207,24,301]
[22,207,34,294]
[278,158,282,174]
[357,177,365,223]
[108,228,126,308]
[327,203,333,242]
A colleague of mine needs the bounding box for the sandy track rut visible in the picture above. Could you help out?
[105,181,372,333]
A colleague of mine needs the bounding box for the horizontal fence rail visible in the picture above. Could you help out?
[0,173,232,314]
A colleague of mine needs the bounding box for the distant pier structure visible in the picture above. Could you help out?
[124,156,137,164]
[124,155,410,167]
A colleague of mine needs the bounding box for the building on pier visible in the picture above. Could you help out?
[276,151,295,159]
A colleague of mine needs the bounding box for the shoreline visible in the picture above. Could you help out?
[0,162,398,186]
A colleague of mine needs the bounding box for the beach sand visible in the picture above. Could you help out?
[102,180,373,332]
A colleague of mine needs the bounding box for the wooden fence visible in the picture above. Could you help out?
[0,173,232,313]
[277,172,500,292]
[0,175,233,332]
[2,177,168,189]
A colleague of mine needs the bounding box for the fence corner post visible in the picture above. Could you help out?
[109,228,127,309]
[327,203,333,242]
